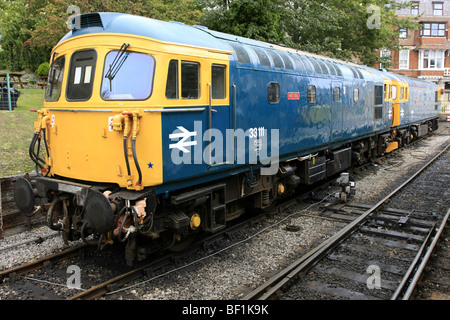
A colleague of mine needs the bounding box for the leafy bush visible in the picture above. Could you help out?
[36,62,49,76]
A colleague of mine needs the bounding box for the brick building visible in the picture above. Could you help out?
[377,0,450,108]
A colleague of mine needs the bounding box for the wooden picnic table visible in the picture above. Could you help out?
[0,72,26,89]
[38,76,48,89]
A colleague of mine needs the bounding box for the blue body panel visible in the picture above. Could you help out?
[398,76,438,125]
[63,13,440,195]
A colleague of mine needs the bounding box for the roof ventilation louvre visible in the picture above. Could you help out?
[73,13,103,29]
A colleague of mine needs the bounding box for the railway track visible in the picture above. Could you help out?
[0,137,447,300]
[0,176,334,300]
[243,143,449,300]
[0,244,91,284]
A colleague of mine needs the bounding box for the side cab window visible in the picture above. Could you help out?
[66,49,97,101]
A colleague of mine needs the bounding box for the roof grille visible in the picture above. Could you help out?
[72,13,103,30]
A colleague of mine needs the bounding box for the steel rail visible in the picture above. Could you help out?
[391,207,450,300]
[243,143,449,300]
[0,244,91,283]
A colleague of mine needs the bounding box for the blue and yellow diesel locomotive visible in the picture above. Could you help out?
[14,13,440,264]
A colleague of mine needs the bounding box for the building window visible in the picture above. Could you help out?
[411,1,419,15]
[380,50,391,69]
[399,28,407,39]
[420,50,444,69]
[433,2,443,16]
[399,50,409,70]
[420,23,446,37]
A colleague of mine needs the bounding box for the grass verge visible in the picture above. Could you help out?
[0,88,45,177]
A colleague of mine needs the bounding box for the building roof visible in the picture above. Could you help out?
[414,44,450,50]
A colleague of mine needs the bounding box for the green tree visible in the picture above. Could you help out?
[0,0,202,72]
[0,0,48,70]
[286,0,419,68]
[201,0,288,43]
[200,0,419,69]
[24,0,202,52]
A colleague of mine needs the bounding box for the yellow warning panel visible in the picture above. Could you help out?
[385,141,398,153]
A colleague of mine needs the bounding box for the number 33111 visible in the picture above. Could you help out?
[248,127,265,139]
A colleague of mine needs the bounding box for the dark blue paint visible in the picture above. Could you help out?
[65,13,440,195]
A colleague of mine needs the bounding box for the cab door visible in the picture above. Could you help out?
[391,83,400,127]
[206,63,231,167]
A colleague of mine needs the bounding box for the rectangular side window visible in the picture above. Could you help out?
[212,64,226,99]
[308,85,316,103]
[67,49,97,101]
[268,82,280,104]
[374,85,384,105]
[45,57,65,102]
[165,59,178,99]
[333,87,340,102]
[374,85,384,120]
[391,85,397,100]
[181,61,200,99]
[354,88,359,102]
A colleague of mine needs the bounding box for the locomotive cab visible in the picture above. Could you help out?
[23,15,233,264]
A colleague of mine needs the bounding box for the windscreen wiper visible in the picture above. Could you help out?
[105,43,130,90]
